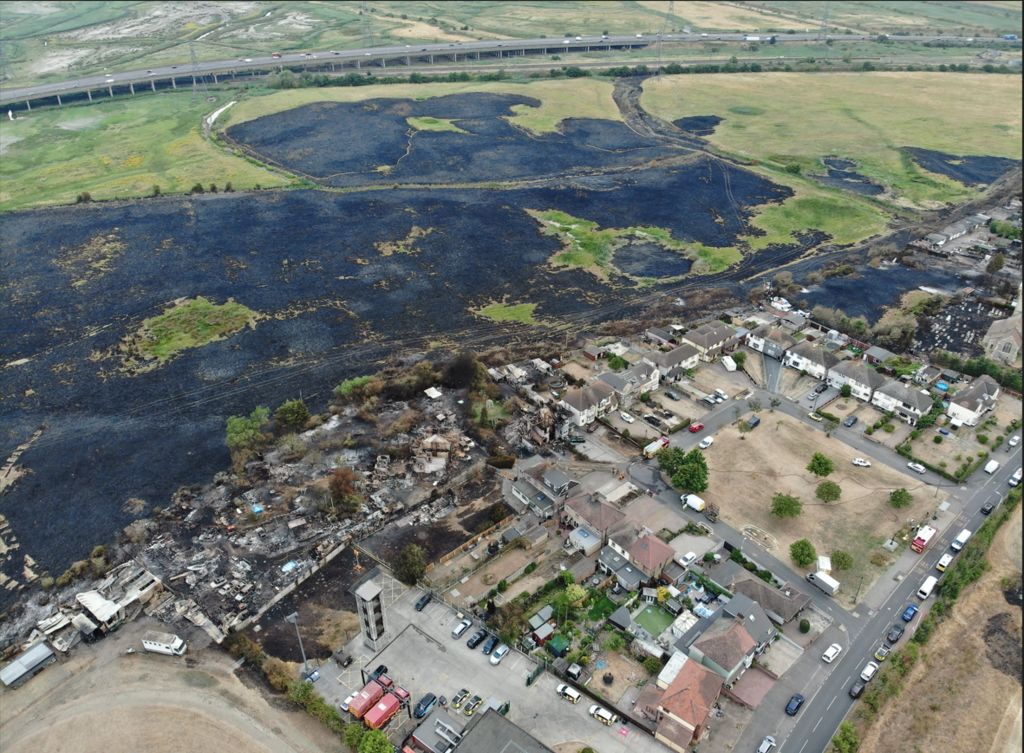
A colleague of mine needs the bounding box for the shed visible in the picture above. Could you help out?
[546,634,571,658]
[608,605,633,631]
[1,642,55,687]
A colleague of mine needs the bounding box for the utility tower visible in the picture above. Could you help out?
[189,40,208,103]
[360,1,373,49]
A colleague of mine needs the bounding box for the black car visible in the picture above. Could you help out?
[481,635,499,655]
[981,502,996,515]
[785,693,805,716]
[849,681,865,699]
[815,382,829,394]
[466,629,488,649]
[644,415,663,428]
[414,693,437,719]
[369,664,388,681]
[886,623,905,644]
[665,390,680,401]
[415,592,433,611]
[842,416,857,428]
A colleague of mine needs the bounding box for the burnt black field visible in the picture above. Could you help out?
[902,147,1019,186]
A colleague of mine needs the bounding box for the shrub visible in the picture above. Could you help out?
[831,550,854,570]
[933,435,943,444]
[799,618,811,633]
[643,656,663,675]
[889,488,913,509]
[524,562,537,575]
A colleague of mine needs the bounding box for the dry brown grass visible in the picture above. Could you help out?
[858,504,1023,753]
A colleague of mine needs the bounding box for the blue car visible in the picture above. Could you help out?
[938,428,950,436]
[901,604,919,622]
[785,693,805,716]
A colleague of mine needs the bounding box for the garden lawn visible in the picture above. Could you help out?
[635,604,674,636]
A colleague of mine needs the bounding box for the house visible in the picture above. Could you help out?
[456,708,553,753]
[596,361,660,406]
[783,340,837,380]
[871,380,934,425]
[681,322,737,362]
[628,535,676,579]
[646,327,676,346]
[653,658,724,751]
[559,380,616,427]
[721,593,776,651]
[827,359,887,401]
[778,312,807,331]
[745,324,796,360]
[582,344,604,362]
[729,575,811,624]
[946,375,1001,427]
[642,343,700,378]
[982,316,1022,365]
[510,478,556,519]
[925,232,948,248]
[75,591,126,631]
[688,619,756,684]
[542,467,573,497]
[914,365,942,386]
[863,345,897,365]
[563,493,626,540]
[565,526,602,555]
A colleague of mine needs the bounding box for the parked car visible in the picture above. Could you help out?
[886,623,905,644]
[644,415,663,428]
[585,422,599,433]
[821,643,843,663]
[568,435,585,444]
[451,688,470,709]
[481,635,499,655]
[1009,435,1020,447]
[901,604,919,622]
[936,553,954,572]
[874,644,891,662]
[852,457,871,467]
[463,695,483,716]
[490,644,511,665]
[451,619,472,638]
[785,693,805,716]
[843,416,857,428]
[758,736,777,753]
[665,390,680,400]
[860,661,880,682]
[981,501,996,515]
[556,683,581,704]
[815,382,829,393]
[466,629,488,649]
[414,693,437,719]
[678,551,697,568]
[369,664,388,681]
[938,427,950,435]
[805,392,818,401]
[689,423,705,433]
[698,437,714,449]
[341,693,356,713]
[807,412,824,422]
[620,411,635,423]
[588,704,619,725]
[849,681,865,698]
[907,462,926,474]
[415,592,433,611]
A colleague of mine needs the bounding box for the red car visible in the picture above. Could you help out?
[688,423,705,433]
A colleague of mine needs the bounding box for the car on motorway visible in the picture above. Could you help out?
[451,688,470,709]
[843,415,857,428]
[821,643,842,663]
[936,553,954,572]
[901,604,919,622]
[757,736,777,753]
[698,436,714,449]
[860,661,880,682]
[466,629,487,649]
[105,77,115,83]
[146,69,154,75]
[849,681,866,698]
[562,38,571,43]
[785,693,805,716]
[981,501,996,515]
[271,52,282,58]
[588,704,618,725]
[414,693,437,719]
[907,462,926,474]
[852,457,871,467]
[463,695,483,716]
[415,592,433,611]
[874,644,891,662]
[1009,435,1020,447]
[689,422,705,433]
[620,411,635,423]
[490,644,510,665]
[481,635,499,655]
[886,623,905,644]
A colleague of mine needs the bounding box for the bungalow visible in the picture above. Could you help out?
[559,380,616,427]
[642,343,700,378]
[681,322,738,362]
[982,316,1022,365]
[946,375,1001,427]
[783,340,837,381]
[871,380,934,425]
[597,361,660,406]
[652,658,724,752]
[646,327,676,346]
[827,359,887,402]
[687,619,756,684]
[745,325,796,361]
[778,312,807,331]
[925,232,948,248]
[729,575,811,624]
[628,535,676,579]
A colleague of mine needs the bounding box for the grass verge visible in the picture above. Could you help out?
[128,296,259,364]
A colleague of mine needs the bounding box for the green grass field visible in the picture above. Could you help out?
[129,296,259,365]
[476,302,543,325]
[407,116,468,133]
[0,92,289,212]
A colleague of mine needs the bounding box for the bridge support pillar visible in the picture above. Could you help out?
[212,73,218,83]
[150,79,156,91]
[171,77,177,89]
[405,56,410,65]
[87,90,93,101]
[25,99,31,110]
[356,59,360,69]
[56,94,62,106]
[429,54,433,63]
[129,82,134,95]
[107,85,114,98]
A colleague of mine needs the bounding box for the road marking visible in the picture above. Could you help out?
[826,695,837,710]
[813,717,822,732]
[799,740,809,753]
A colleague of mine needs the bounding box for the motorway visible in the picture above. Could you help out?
[623,356,1022,753]
[1,31,1014,106]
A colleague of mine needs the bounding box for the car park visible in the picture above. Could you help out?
[689,423,705,433]
[936,553,954,572]
[901,604,919,622]
[849,681,865,698]
[463,695,483,716]
[785,693,805,716]
[758,736,777,753]
[415,592,433,611]
[907,462,926,474]
[886,623,905,643]
[481,635,499,655]
[698,437,714,449]
[860,661,880,682]
[843,416,857,427]
[620,411,635,423]
[821,643,842,663]
[414,693,437,719]
[490,644,510,665]
[588,704,618,725]
[451,618,472,638]
[852,457,871,467]
[873,644,891,662]
[466,629,487,649]
[451,688,470,709]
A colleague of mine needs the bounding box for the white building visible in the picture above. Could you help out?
[871,381,934,425]
[946,375,1001,427]
[827,359,887,401]
[559,380,616,426]
[783,341,837,380]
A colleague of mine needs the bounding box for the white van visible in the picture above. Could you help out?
[950,528,972,552]
[917,575,938,599]
[984,459,1000,474]
[556,683,581,704]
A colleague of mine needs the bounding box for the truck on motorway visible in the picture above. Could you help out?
[806,570,840,595]
[140,631,187,656]
[681,493,706,512]
[911,525,937,553]
[364,692,401,729]
[984,459,1000,474]
[644,436,670,458]
[744,35,761,41]
[349,680,386,719]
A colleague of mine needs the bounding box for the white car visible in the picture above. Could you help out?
[490,644,510,665]
[936,553,954,572]
[860,661,880,682]
[852,458,871,467]
[907,462,926,474]
[822,643,843,663]
[588,704,619,725]
[620,411,635,424]
[341,693,356,712]
[757,736,777,753]
[1009,435,1020,447]
[679,551,697,568]
[562,39,571,43]
[698,437,714,450]
[451,618,472,638]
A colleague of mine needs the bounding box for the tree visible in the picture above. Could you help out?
[769,397,781,412]
[986,252,1005,274]
[657,447,687,476]
[358,730,393,753]
[831,721,860,753]
[771,493,803,518]
[807,452,834,477]
[478,403,491,428]
[275,398,310,432]
[328,467,361,513]
[732,351,747,368]
[824,418,839,437]
[831,550,854,571]
[643,656,662,675]
[816,480,842,503]
[839,384,852,398]
[226,406,270,452]
[747,398,762,413]
[673,463,708,493]
[343,722,365,751]
[889,487,913,509]
[392,543,427,585]
[790,538,817,567]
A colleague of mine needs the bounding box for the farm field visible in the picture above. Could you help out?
[701,412,947,608]
[761,0,1024,35]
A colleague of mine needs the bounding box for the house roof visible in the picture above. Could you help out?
[560,380,615,412]
[751,324,796,348]
[984,316,1023,347]
[729,575,811,623]
[598,544,628,574]
[876,380,934,413]
[693,619,756,671]
[864,345,897,362]
[780,312,807,329]
[627,535,675,576]
[656,714,697,749]
[722,593,775,646]
[543,467,573,491]
[648,343,699,369]
[608,605,633,630]
[76,590,121,623]
[617,564,645,590]
[682,322,736,349]
[788,340,838,368]
[658,658,723,733]
[831,359,886,389]
[566,494,626,533]
[951,374,1001,412]
[647,327,675,341]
